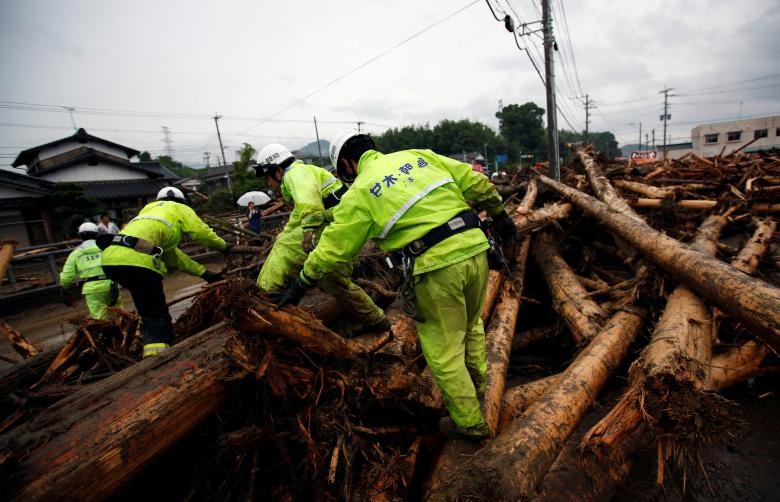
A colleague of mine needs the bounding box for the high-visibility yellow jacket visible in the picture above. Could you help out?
[280,160,344,231]
[301,149,504,283]
[59,240,112,293]
[101,200,226,277]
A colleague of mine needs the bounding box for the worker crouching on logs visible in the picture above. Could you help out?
[59,222,122,320]
[99,187,230,358]
[253,143,389,334]
[273,130,519,440]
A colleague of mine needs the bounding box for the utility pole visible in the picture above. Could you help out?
[572,94,595,144]
[356,120,364,133]
[203,152,211,174]
[651,129,655,150]
[213,114,233,192]
[659,86,674,160]
[313,116,323,166]
[630,122,642,151]
[64,107,77,130]
[645,133,649,151]
[161,126,175,159]
[541,0,560,179]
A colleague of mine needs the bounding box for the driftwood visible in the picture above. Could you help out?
[428,307,645,500]
[0,322,234,501]
[481,270,502,322]
[0,322,40,359]
[582,214,727,463]
[531,232,605,344]
[0,240,19,284]
[537,173,780,352]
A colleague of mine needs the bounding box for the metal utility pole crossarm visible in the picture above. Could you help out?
[213,114,233,192]
[542,0,560,180]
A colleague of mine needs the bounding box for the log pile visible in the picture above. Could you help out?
[0,147,777,500]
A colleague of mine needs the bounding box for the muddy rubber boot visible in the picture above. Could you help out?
[438,417,489,441]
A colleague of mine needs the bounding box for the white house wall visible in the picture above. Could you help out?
[37,162,147,182]
[38,140,131,162]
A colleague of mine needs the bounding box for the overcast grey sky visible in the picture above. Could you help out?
[1,0,778,168]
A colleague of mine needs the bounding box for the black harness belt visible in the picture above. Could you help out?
[387,211,481,268]
[323,185,348,209]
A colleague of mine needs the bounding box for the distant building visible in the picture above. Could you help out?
[5,128,180,244]
[659,115,780,160]
[691,115,780,156]
[0,170,55,246]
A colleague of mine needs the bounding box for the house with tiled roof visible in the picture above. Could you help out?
[4,128,180,245]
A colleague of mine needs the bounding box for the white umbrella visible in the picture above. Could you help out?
[236,191,271,206]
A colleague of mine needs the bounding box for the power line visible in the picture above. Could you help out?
[241,0,481,135]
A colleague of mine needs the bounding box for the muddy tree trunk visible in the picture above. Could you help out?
[481,270,503,322]
[0,239,19,285]
[0,321,40,359]
[531,232,606,344]
[537,173,780,352]
[0,344,63,396]
[0,322,233,501]
[583,214,725,453]
[428,307,645,500]
[497,374,559,431]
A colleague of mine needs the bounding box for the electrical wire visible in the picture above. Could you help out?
[240,0,481,135]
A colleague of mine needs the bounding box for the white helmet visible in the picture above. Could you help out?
[156,186,186,201]
[78,222,99,237]
[329,129,375,181]
[256,143,294,176]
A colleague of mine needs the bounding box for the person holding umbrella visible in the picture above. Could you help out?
[246,201,262,233]
[253,143,389,334]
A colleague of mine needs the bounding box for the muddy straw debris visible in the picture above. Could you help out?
[0,146,778,500]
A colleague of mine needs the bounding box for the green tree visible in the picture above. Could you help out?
[157,155,200,178]
[374,124,434,152]
[496,102,546,161]
[48,183,101,239]
[137,151,152,162]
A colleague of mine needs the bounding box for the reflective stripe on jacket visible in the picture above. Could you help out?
[302,149,504,282]
[59,240,112,293]
[101,200,226,276]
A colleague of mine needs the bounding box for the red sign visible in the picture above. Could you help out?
[629,151,657,165]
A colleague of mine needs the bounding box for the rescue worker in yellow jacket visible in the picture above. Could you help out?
[59,222,122,320]
[100,187,228,358]
[253,143,388,333]
[273,131,519,439]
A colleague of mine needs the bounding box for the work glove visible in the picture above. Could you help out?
[269,278,310,308]
[301,229,317,253]
[222,244,233,255]
[201,269,223,283]
[492,210,520,247]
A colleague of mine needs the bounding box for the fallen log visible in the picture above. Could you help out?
[427,306,645,500]
[579,149,642,222]
[0,239,19,285]
[481,270,503,322]
[536,173,780,352]
[484,240,530,435]
[514,202,572,235]
[219,279,388,361]
[531,232,605,344]
[628,198,718,210]
[0,344,63,396]
[0,322,234,501]
[730,218,776,275]
[582,214,727,456]
[511,323,558,353]
[497,374,558,431]
[0,321,40,359]
[706,341,771,391]
[613,179,712,199]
